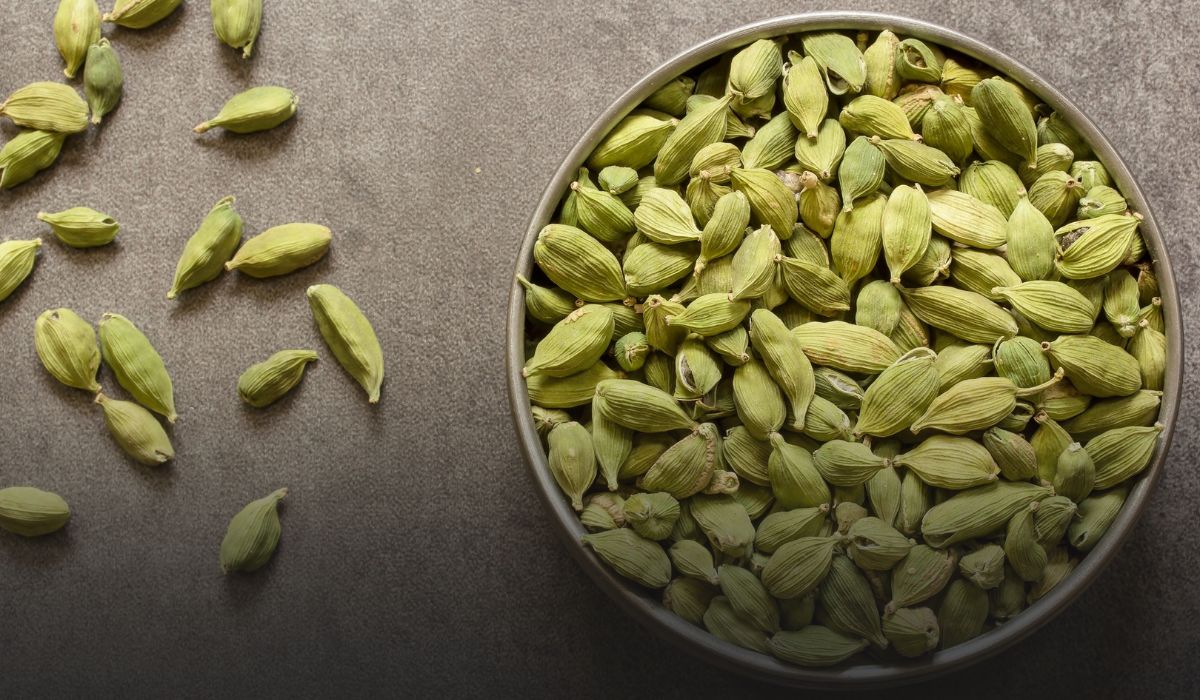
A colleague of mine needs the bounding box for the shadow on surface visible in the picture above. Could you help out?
[191,118,299,160]
[108,4,188,51]
[0,526,73,565]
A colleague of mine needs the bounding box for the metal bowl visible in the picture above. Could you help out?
[506,11,1182,688]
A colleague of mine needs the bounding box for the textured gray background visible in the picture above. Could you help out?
[0,0,1196,697]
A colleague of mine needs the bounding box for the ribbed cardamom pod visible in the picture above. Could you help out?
[623,492,680,541]
[937,579,988,649]
[99,313,177,421]
[1087,423,1164,489]
[524,305,614,378]
[798,395,850,442]
[1019,142,1075,185]
[640,295,684,353]
[1069,160,1110,191]
[1028,171,1085,227]
[990,566,1026,620]
[104,0,183,28]
[951,248,1021,301]
[1056,214,1143,282]
[900,285,1018,344]
[654,95,730,186]
[168,196,242,299]
[694,191,748,274]
[610,331,648,372]
[35,307,101,393]
[687,171,731,228]
[580,492,623,531]
[800,32,866,95]
[95,392,174,465]
[754,505,828,554]
[896,470,931,537]
[515,274,575,326]
[855,347,938,437]
[640,424,719,499]
[307,284,384,403]
[958,544,1006,590]
[690,493,755,557]
[920,481,1053,548]
[883,607,939,657]
[720,425,770,486]
[963,104,1021,167]
[0,486,71,537]
[226,223,332,278]
[862,30,901,99]
[853,279,900,336]
[591,378,693,432]
[673,334,722,400]
[1032,547,1076,600]
[767,433,829,509]
[664,292,748,337]
[1128,321,1166,391]
[591,413,632,491]
[894,38,942,82]
[1038,111,1091,159]
[927,189,1008,249]
[769,625,869,667]
[831,194,885,286]
[37,207,119,248]
[836,136,886,212]
[727,225,780,299]
[664,577,719,625]
[219,488,287,573]
[982,427,1038,481]
[717,563,780,633]
[845,515,911,571]
[933,342,991,392]
[1005,193,1056,281]
[818,553,888,647]
[588,111,677,170]
[813,440,891,487]
[921,96,973,165]
[0,82,89,134]
[1030,411,1073,483]
[83,39,123,125]
[689,142,740,184]
[792,118,844,180]
[996,281,1096,334]
[882,184,932,282]
[703,596,771,652]
[940,57,991,104]
[1032,495,1078,547]
[782,54,828,139]
[1004,505,1047,582]
[894,435,999,489]
[792,319,902,374]
[211,0,263,58]
[730,167,798,242]
[905,234,951,289]
[534,224,626,302]
[776,257,850,317]
[1064,390,1162,440]
[731,357,785,440]
[643,76,695,117]
[1042,334,1141,398]
[971,77,1037,165]
[706,325,749,366]
[573,182,635,243]
[813,366,864,410]
[634,187,702,244]
[546,422,594,511]
[750,310,816,429]
[1068,485,1128,552]
[740,112,795,172]
[1054,442,1096,503]
[0,130,67,189]
[597,165,639,195]
[1039,379,1093,421]
[864,460,902,527]
[887,544,956,611]
[237,349,318,408]
[872,137,960,186]
[195,85,296,134]
[840,95,918,140]
[761,535,840,599]
[618,434,671,481]
[1078,185,1127,220]
[911,371,1062,435]
[797,170,839,237]
[960,159,1024,216]
[526,362,617,408]
[0,238,42,302]
[54,0,101,79]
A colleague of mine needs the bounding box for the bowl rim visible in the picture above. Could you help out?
[506,11,1182,689]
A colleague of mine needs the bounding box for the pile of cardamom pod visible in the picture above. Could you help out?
[519,29,1168,667]
[0,2,383,575]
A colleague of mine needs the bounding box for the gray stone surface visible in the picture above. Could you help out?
[0,1,1196,697]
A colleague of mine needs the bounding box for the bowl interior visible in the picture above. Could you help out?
[507,11,1181,689]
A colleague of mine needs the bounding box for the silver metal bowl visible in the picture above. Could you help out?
[506,12,1182,688]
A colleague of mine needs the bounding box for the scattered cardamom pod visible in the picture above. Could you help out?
[0,238,42,302]
[99,313,177,422]
[238,349,319,408]
[104,0,183,28]
[35,307,101,393]
[54,0,101,79]
[95,392,174,466]
[307,284,384,403]
[84,38,124,124]
[211,0,263,58]
[169,196,243,299]
[194,86,296,134]
[220,488,288,573]
[37,208,119,248]
[0,486,71,537]
[0,82,89,134]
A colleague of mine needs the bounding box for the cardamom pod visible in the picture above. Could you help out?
[546,422,595,511]
[588,111,677,170]
[950,248,1021,301]
[1006,193,1057,281]
[1029,171,1085,227]
[237,349,319,408]
[307,284,384,403]
[0,486,71,537]
[35,307,101,393]
[937,579,988,649]
[742,113,797,171]
[927,189,1008,249]
[1019,142,1074,186]
[104,0,183,28]
[840,95,918,140]
[227,223,332,278]
[920,481,1053,548]
[883,607,939,657]
[1063,390,1162,440]
[971,77,1037,164]
[220,488,288,573]
[882,184,932,282]
[750,309,816,430]
[211,0,263,58]
[792,320,902,374]
[1004,505,1047,582]
[862,30,901,99]
[534,224,627,302]
[523,305,614,378]
[194,86,296,133]
[95,392,174,465]
[1068,486,1128,552]
[1041,334,1141,398]
[0,130,67,189]
[900,285,1018,344]
[1054,442,1096,503]
[99,313,177,421]
[704,596,771,652]
[792,118,844,180]
[767,433,830,509]
[690,493,755,558]
[1033,495,1078,547]
[717,563,780,633]
[855,347,938,437]
[0,82,89,134]
[895,38,942,83]
[921,96,973,165]
[894,435,999,489]
[169,196,243,299]
[782,53,829,138]
[654,95,731,186]
[797,171,839,237]
[84,38,124,124]
[669,539,718,583]
[754,505,828,553]
[761,535,839,599]
[818,553,888,647]
[958,544,1006,589]
[37,208,119,248]
[960,159,1024,217]
[0,238,43,302]
[871,137,960,186]
[982,427,1038,481]
[730,167,798,242]
[664,577,719,625]
[1078,185,1127,220]
[887,544,956,610]
[933,342,992,392]
[769,625,869,667]
[624,492,680,541]
[800,32,866,95]
[526,362,617,408]
[1087,423,1164,489]
[55,0,101,79]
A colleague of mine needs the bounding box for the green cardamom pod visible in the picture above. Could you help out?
[0,238,43,302]
[237,349,319,408]
[546,422,595,511]
[654,95,731,186]
[750,309,816,430]
[937,578,988,649]
[940,57,991,104]
[95,392,175,465]
[895,435,1000,489]
[669,539,718,583]
[1068,485,1128,552]
[624,492,680,541]
[797,171,840,237]
[847,515,912,570]
[862,30,901,99]
[514,274,576,326]
[590,112,677,171]
[718,563,780,633]
[920,481,1053,548]
[1006,193,1057,281]
[220,488,287,573]
[0,130,67,189]
[982,427,1038,481]
[782,54,828,139]
[703,596,770,652]
[882,184,932,282]
[226,223,332,278]
[871,137,960,187]
[888,544,956,610]
[818,553,888,647]
[99,313,177,422]
[534,224,626,302]
[951,248,1021,301]
[1064,390,1161,440]
[1029,171,1085,227]
[211,0,263,58]
[958,544,1006,589]
[1087,423,1164,489]
[800,32,866,95]
[54,0,101,79]
[927,189,1008,249]
[194,86,296,134]
[993,280,1096,334]
[643,76,694,117]
[35,307,101,393]
[169,196,243,299]
[1054,442,1096,503]
[831,193,884,285]
[84,39,124,124]
[990,566,1026,620]
[104,0,183,28]
[526,361,617,409]
[792,118,845,181]
[896,470,931,537]
[837,136,885,212]
[769,625,869,667]
[933,342,991,391]
[762,535,840,599]
[37,207,119,248]
[1042,334,1141,398]
[0,82,89,134]
[307,284,384,403]
[523,305,614,378]
[664,577,719,625]
[840,95,918,141]
[689,493,755,558]
[813,440,891,487]
[883,607,939,657]
[971,77,1037,165]
[1004,505,1047,582]
[767,432,830,509]
[900,285,1019,344]
[921,96,973,165]
[895,38,942,83]
[754,505,828,553]
[1078,185,1127,220]
[730,167,798,242]
[741,113,796,171]
[0,486,71,537]
[960,159,1024,217]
